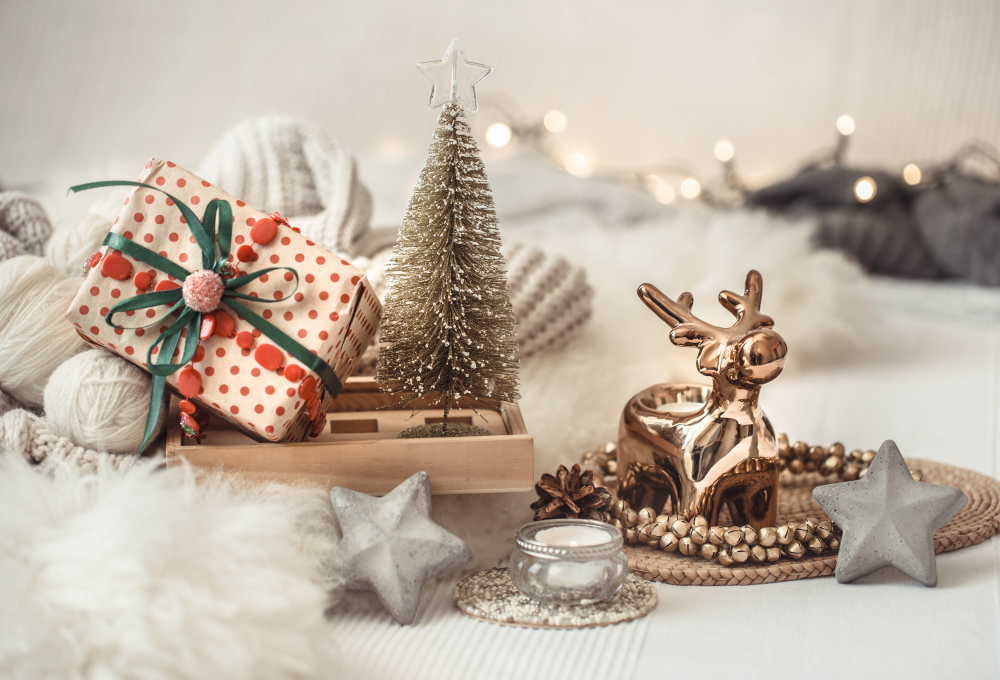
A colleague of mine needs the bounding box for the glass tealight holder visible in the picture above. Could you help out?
[509,519,628,606]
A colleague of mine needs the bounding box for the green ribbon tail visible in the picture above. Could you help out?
[137,374,168,458]
[201,199,233,269]
[103,232,191,281]
[72,180,216,267]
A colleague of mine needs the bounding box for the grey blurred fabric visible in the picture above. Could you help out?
[747,166,1000,284]
[914,177,1000,287]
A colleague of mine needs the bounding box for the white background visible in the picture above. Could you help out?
[2,0,999,190]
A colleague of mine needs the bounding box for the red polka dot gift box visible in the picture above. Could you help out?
[65,159,381,448]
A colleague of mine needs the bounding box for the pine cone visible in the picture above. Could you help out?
[531,463,613,522]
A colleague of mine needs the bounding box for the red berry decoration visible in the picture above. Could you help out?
[180,411,199,435]
[154,279,180,292]
[199,313,216,340]
[254,343,283,370]
[299,375,317,400]
[180,409,210,440]
[214,309,236,337]
[284,364,303,382]
[307,392,321,420]
[101,251,132,280]
[309,413,327,438]
[177,367,202,398]
[133,271,152,290]
[179,399,197,415]
[85,252,102,274]
[236,245,255,262]
[235,331,254,349]
[249,217,278,245]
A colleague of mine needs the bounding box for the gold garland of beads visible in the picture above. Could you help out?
[587,434,924,567]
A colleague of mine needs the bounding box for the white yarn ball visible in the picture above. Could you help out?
[0,256,88,407]
[45,213,113,277]
[44,349,166,455]
[45,188,127,277]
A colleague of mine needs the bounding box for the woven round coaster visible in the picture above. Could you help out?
[454,567,657,629]
[626,459,1000,586]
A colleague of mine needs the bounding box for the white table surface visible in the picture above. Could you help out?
[325,279,1000,680]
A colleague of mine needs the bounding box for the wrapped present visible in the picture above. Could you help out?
[65,159,381,452]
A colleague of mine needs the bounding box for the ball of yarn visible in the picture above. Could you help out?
[45,213,113,277]
[0,256,88,407]
[44,349,165,455]
[45,187,127,277]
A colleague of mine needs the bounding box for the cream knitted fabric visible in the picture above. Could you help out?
[504,243,594,358]
[0,389,19,416]
[350,238,594,373]
[0,388,123,474]
[0,191,52,262]
[197,116,372,255]
[0,408,132,472]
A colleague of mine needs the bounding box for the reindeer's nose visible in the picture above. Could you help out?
[737,328,787,384]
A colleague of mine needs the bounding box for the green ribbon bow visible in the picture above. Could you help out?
[70,180,343,456]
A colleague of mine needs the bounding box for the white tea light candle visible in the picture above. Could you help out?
[509,519,628,606]
[535,525,609,547]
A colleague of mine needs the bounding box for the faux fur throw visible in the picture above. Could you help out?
[0,452,342,680]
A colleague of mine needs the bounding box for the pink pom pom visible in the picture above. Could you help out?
[182,269,224,313]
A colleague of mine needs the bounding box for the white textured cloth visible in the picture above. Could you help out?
[330,578,653,679]
[197,115,372,255]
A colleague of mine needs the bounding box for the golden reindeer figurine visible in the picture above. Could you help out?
[617,270,787,530]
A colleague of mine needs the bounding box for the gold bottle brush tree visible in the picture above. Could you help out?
[376,40,520,438]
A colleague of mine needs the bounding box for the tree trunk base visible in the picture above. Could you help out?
[397,423,492,439]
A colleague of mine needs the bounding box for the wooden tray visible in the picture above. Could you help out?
[165,377,534,495]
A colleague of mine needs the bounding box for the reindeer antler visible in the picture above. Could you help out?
[637,270,773,350]
[638,284,716,348]
[718,270,774,334]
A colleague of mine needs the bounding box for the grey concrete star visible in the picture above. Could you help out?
[330,471,472,624]
[813,440,967,586]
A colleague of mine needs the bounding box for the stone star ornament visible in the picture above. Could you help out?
[330,471,472,624]
[417,38,492,112]
[813,440,967,586]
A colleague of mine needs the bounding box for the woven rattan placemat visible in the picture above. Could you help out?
[626,459,1000,586]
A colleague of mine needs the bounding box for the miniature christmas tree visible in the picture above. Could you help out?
[376,40,519,437]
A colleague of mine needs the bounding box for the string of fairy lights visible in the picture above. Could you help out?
[477,100,999,208]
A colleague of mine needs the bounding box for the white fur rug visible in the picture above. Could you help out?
[2,155,876,679]
[0,454,343,679]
